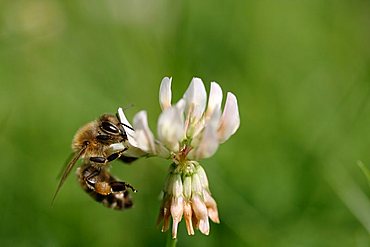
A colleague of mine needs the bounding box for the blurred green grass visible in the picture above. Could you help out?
[1,0,370,246]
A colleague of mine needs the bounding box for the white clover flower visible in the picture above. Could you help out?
[123,77,240,238]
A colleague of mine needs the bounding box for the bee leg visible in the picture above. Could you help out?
[89,148,128,164]
[90,157,107,163]
[119,156,138,164]
[83,168,101,189]
[110,181,137,193]
[84,168,100,181]
[107,147,128,162]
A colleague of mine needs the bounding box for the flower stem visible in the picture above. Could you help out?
[165,232,177,247]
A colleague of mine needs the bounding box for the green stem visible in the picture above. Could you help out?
[165,232,177,247]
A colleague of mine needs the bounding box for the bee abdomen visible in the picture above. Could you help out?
[77,167,134,210]
[86,189,133,210]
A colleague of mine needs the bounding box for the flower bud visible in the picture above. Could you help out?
[198,218,210,235]
[183,175,192,200]
[161,199,171,232]
[183,201,194,235]
[171,174,183,197]
[191,174,203,194]
[203,190,220,223]
[196,165,209,189]
[191,194,210,235]
[171,196,184,238]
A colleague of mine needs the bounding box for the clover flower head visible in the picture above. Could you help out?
[124,77,240,238]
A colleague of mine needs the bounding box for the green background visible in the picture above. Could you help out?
[1,0,370,246]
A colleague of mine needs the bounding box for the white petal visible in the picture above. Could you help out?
[154,141,172,158]
[183,77,207,122]
[117,107,138,147]
[159,77,172,110]
[108,142,148,159]
[175,98,186,113]
[132,111,156,154]
[157,106,185,151]
[196,165,209,188]
[205,82,223,119]
[121,145,147,158]
[108,142,126,153]
[218,92,240,143]
[190,110,220,160]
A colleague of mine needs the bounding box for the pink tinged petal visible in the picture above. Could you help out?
[192,211,199,229]
[183,77,207,122]
[183,201,195,235]
[203,190,220,223]
[218,92,240,143]
[132,111,156,154]
[159,77,172,110]
[157,106,185,151]
[198,218,210,235]
[158,196,171,231]
[171,196,184,239]
[191,195,208,221]
[205,82,223,119]
[191,194,210,235]
[162,207,171,232]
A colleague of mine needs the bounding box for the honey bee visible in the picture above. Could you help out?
[52,113,137,210]
[77,161,136,210]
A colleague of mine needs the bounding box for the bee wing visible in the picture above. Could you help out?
[51,147,86,205]
[56,152,75,179]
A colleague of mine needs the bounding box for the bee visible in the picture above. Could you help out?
[77,162,136,210]
[52,112,137,210]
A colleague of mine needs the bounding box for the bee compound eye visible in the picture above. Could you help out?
[96,135,110,142]
[101,121,119,135]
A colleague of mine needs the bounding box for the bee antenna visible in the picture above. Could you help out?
[121,104,134,111]
[116,105,135,131]
[120,122,134,131]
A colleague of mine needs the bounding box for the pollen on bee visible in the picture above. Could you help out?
[95,182,112,195]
